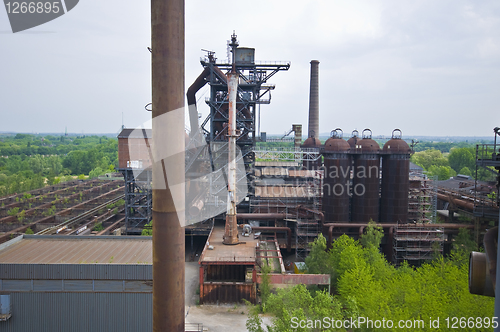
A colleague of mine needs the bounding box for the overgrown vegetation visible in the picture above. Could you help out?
[141,220,153,236]
[247,222,493,332]
[0,134,118,197]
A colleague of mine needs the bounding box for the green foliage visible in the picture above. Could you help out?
[42,205,56,217]
[25,227,34,234]
[92,223,103,232]
[259,262,272,308]
[141,220,153,236]
[427,165,457,180]
[0,134,117,196]
[448,147,475,174]
[7,207,19,216]
[305,234,334,282]
[248,232,494,332]
[17,209,26,222]
[450,228,477,267]
[458,166,472,177]
[89,167,106,179]
[411,149,449,170]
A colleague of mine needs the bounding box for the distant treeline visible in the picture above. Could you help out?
[0,134,117,197]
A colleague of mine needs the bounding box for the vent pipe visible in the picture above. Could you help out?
[308,60,320,139]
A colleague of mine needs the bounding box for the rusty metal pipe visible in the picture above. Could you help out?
[321,222,473,248]
[484,227,498,290]
[252,226,292,253]
[236,213,288,220]
[322,222,474,229]
[151,0,185,330]
[327,225,334,250]
[437,193,477,211]
[186,66,227,138]
[359,226,365,238]
[186,66,210,136]
[223,54,239,245]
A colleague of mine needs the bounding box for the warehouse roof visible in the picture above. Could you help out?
[0,235,152,265]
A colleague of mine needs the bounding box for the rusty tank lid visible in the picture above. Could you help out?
[383,129,411,154]
[324,128,350,152]
[356,129,380,153]
[302,137,322,148]
[347,130,359,149]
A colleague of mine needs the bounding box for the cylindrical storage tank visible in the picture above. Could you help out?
[351,129,381,222]
[347,130,359,150]
[380,129,411,223]
[322,129,351,222]
[301,136,322,170]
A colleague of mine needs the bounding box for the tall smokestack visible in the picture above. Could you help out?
[308,60,319,139]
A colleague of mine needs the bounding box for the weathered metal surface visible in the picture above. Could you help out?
[223,68,239,245]
[200,282,256,304]
[256,273,330,285]
[380,130,411,223]
[308,60,320,140]
[200,227,256,263]
[323,134,351,222]
[0,236,152,265]
[380,155,410,223]
[206,264,246,282]
[151,0,185,329]
[0,279,152,293]
[0,292,152,332]
[351,132,380,223]
[347,130,359,149]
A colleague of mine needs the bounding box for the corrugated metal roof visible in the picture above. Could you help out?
[0,236,152,265]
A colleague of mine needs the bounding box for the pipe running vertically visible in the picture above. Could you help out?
[151,0,185,331]
[223,32,239,245]
[308,60,320,139]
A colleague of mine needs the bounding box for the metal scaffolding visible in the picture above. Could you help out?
[393,222,444,266]
[408,173,437,223]
[120,169,152,234]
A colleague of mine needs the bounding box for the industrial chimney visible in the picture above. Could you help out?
[308,60,320,139]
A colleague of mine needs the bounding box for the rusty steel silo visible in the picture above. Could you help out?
[347,130,359,150]
[380,129,411,223]
[322,129,351,222]
[351,129,381,223]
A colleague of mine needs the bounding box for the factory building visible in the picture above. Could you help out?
[0,235,153,332]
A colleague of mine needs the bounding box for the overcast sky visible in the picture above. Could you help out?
[0,0,499,138]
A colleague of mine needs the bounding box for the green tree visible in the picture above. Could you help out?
[411,149,449,170]
[458,166,472,177]
[427,165,456,180]
[448,147,475,174]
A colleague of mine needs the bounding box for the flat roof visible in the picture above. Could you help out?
[0,235,152,264]
[200,226,257,264]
